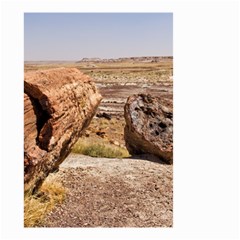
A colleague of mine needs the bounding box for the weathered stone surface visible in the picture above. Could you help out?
[24,68,102,192]
[124,94,173,163]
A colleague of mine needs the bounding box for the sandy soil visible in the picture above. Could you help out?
[40,153,173,227]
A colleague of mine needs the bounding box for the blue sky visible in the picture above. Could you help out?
[24,13,173,61]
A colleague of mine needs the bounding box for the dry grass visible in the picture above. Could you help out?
[72,138,129,158]
[24,174,66,227]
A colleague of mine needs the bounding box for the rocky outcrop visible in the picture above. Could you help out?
[124,94,173,164]
[24,68,102,192]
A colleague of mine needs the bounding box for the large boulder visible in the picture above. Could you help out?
[24,68,102,192]
[124,94,173,163]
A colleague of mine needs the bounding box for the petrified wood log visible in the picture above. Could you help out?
[24,68,102,192]
[124,94,173,164]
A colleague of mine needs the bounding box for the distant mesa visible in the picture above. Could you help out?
[78,58,102,62]
[76,56,173,63]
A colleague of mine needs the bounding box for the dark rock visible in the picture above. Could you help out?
[124,94,173,164]
[96,131,106,138]
[96,112,112,120]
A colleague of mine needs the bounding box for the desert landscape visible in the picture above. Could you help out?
[24,56,173,227]
[24,57,173,151]
[1,6,235,239]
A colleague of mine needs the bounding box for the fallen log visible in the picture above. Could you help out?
[24,68,102,192]
[124,94,173,164]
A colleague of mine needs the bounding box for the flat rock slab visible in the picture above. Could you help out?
[40,154,173,227]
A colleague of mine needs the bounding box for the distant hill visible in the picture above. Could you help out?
[76,56,173,63]
[24,56,173,65]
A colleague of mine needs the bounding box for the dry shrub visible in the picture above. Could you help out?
[24,174,66,227]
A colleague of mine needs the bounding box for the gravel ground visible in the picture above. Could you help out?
[40,154,173,227]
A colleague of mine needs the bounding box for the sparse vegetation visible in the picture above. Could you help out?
[72,138,129,158]
[24,174,66,227]
[24,59,172,160]
[24,57,173,227]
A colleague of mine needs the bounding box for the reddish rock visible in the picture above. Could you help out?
[124,94,173,163]
[24,68,102,192]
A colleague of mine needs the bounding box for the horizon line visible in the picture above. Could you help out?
[24,55,173,62]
